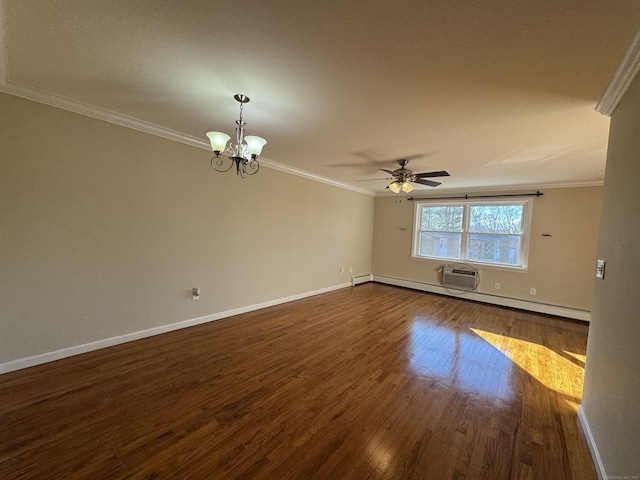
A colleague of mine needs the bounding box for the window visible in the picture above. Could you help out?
[412,199,532,269]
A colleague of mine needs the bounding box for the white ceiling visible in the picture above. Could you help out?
[2,1,639,194]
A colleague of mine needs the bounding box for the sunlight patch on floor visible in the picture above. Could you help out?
[563,350,586,364]
[470,328,585,411]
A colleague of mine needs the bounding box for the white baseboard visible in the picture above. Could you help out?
[578,406,607,480]
[371,274,591,322]
[0,282,352,375]
[1,276,590,375]
[351,273,373,286]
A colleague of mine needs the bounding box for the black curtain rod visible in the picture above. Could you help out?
[408,191,544,201]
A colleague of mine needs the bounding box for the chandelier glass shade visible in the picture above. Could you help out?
[206,94,267,178]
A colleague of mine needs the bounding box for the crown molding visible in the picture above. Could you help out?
[0,80,212,148]
[596,29,640,116]
[259,158,374,196]
[0,3,373,200]
[0,79,375,197]
[530,180,604,189]
[375,180,604,197]
[0,78,601,199]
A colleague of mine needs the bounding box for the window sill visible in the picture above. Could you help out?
[410,255,528,273]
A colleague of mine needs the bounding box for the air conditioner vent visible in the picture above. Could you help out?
[442,265,478,290]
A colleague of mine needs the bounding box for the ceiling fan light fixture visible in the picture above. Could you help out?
[365,159,449,192]
[388,181,402,193]
[401,181,413,193]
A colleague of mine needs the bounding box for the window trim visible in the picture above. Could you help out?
[411,198,534,272]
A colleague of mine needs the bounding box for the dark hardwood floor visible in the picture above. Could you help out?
[0,283,596,479]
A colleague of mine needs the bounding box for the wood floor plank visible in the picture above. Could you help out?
[0,283,597,479]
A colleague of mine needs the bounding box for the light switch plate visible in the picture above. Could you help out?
[596,259,605,279]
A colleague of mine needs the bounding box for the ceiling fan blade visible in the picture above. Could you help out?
[414,170,450,178]
[415,178,442,187]
[386,152,435,165]
[380,168,395,175]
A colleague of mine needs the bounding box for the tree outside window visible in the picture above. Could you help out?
[413,200,532,269]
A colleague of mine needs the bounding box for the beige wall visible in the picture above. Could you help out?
[582,74,640,476]
[372,186,602,310]
[0,93,375,364]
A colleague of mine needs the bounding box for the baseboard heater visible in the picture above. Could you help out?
[442,266,478,290]
[352,274,373,286]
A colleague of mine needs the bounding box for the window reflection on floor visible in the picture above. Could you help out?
[409,321,515,401]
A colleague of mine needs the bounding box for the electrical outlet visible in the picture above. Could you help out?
[495,282,500,290]
[530,288,536,296]
[192,287,200,300]
[348,267,353,273]
[339,268,344,275]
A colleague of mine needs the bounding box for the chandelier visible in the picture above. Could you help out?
[206,94,267,178]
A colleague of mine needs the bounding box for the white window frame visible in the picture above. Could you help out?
[411,198,534,271]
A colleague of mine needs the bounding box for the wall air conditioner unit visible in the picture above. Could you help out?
[442,265,478,290]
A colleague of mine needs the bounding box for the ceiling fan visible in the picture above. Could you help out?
[359,159,450,193]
